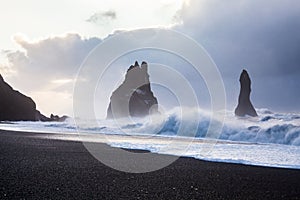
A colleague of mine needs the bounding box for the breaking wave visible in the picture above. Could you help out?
[1,108,300,146]
[128,108,300,146]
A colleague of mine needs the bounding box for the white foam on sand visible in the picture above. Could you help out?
[1,107,300,169]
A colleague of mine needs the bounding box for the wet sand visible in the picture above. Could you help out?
[1,129,300,199]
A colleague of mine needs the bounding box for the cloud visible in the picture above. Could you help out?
[86,10,117,24]
[7,33,101,88]
[102,10,117,19]
[2,0,300,114]
[173,0,300,111]
[175,0,300,76]
[1,33,101,115]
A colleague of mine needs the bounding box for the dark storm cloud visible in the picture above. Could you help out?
[174,0,300,111]
[86,10,117,24]
[175,0,300,77]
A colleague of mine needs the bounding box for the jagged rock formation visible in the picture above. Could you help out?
[49,114,68,122]
[0,74,68,121]
[107,61,159,118]
[235,70,258,117]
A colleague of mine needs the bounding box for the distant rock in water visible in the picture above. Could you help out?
[49,114,69,122]
[235,70,258,117]
[0,74,68,122]
[107,61,159,118]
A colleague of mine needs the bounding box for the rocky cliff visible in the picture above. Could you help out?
[0,74,38,121]
[235,70,258,117]
[107,61,159,118]
[0,74,67,121]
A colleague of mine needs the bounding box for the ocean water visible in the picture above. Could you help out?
[1,108,300,169]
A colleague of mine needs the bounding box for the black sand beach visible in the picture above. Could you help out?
[1,129,300,200]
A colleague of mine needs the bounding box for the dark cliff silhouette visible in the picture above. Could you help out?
[107,61,159,118]
[235,70,258,117]
[0,74,68,121]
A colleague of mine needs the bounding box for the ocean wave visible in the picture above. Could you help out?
[129,108,300,146]
[1,107,300,146]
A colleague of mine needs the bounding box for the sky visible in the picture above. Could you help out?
[0,0,299,117]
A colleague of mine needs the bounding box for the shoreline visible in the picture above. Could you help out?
[2,127,298,170]
[1,129,300,199]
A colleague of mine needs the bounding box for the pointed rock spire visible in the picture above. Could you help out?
[235,69,258,117]
[134,61,139,67]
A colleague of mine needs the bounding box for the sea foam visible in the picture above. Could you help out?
[1,107,300,146]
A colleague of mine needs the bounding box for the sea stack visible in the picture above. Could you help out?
[0,74,68,121]
[107,61,159,118]
[235,69,258,117]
